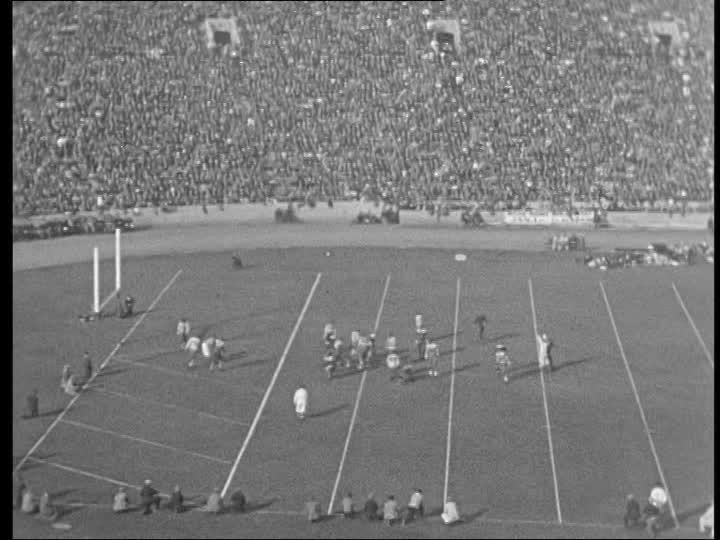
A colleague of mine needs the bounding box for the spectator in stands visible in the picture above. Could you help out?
[11,1,714,219]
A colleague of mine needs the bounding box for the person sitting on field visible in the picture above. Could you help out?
[383,495,399,526]
[441,497,462,525]
[201,488,224,514]
[139,480,161,515]
[118,294,135,318]
[111,486,130,513]
[402,488,424,525]
[643,482,669,535]
[232,254,243,269]
[364,492,379,521]
[624,494,642,529]
[21,487,38,514]
[305,496,321,522]
[699,501,713,537]
[166,485,184,513]
[229,489,246,513]
[38,491,58,520]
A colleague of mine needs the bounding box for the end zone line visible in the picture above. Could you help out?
[528,278,563,524]
[14,269,183,474]
[92,385,250,427]
[327,273,392,515]
[599,282,679,529]
[442,277,461,505]
[671,282,714,370]
[220,272,322,499]
[59,418,231,465]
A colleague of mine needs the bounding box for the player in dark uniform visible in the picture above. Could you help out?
[118,294,135,318]
[474,315,487,340]
[416,328,428,362]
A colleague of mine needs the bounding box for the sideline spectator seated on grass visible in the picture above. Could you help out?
[112,487,130,513]
[442,497,462,525]
[624,494,642,529]
[201,488,224,514]
[166,485,184,513]
[305,496,321,523]
[139,480,161,515]
[38,491,59,521]
[364,492,379,521]
[21,487,38,515]
[229,489,246,513]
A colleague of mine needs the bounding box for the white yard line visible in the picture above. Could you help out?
[599,281,679,529]
[60,418,231,465]
[14,269,183,473]
[26,457,161,494]
[220,273,322,498]
[92,385,250,427]
[441,277,462,505]
[671,282,714,370]
[326,274,391,515]
[528,278,563,524]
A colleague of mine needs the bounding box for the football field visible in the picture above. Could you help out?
[13,246,713,538]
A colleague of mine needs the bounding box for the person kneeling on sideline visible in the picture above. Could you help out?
[201,488,224,514]
[112,487,130,513]
[383,495,399,526]
[306,496,321,522]
[167,485,185,513]
[442,497,462,525]
[699,501,713,537]
[624,494,642,529]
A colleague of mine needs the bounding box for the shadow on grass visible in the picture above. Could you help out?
[244,498,278,514]
[55,504,86,520]
[48,489,76,500]
[21,408,66,420]
[308,403,349,419]
[95,367,130,379]
[552,356,596,374]
[483,332,521,344]
[221,356,273,372]
[439,347,466,358]
[507,363,541,382]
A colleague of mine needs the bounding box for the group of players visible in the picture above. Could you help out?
[176,318,226,371]
[320,313,552,385]
[321,314,441,383]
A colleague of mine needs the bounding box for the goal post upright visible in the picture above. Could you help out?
[115,228,121,292]
[93,247,100,315]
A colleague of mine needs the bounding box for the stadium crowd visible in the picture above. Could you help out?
[13,0,714,217]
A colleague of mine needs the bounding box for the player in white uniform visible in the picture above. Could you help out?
[185,336,202,368]
[293,385,308,420]
[176,319,191,348]
[536,333,552,371]
[495,344,511,383]
[201,336,216,363]
[209,337,225,371]
[356,334,372,370]
[323,323,336,348]
[425,340,440,376]
[349,331,360,369]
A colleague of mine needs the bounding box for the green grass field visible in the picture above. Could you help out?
[13,245,713,539]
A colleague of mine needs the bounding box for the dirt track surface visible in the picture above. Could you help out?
[12,220,713,272]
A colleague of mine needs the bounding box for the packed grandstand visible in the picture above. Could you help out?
[13,1,714,217]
